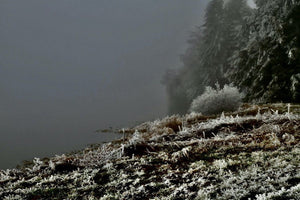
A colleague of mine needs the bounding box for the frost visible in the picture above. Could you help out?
[190,84,242,115]
[0,104,299,199]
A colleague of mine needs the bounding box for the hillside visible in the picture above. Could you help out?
[0,104,299,199]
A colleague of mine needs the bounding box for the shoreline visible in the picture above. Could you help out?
[1,103,299,199]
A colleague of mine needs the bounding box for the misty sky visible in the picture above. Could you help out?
[0,0,209,169]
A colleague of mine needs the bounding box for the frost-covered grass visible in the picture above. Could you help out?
[0,104,299,199]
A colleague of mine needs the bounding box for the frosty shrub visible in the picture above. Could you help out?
[189,84,242,115]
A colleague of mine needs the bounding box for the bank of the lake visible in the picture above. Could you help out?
[1,104,299,199]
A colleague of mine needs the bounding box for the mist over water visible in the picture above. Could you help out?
[0,0,208,169]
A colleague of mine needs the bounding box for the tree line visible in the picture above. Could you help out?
[162,0,300,114]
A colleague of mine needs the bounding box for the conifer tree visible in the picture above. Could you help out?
[229,0,300,103]
[163,0,251,114]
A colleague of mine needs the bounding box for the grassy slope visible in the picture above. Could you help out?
[0,104,299,200]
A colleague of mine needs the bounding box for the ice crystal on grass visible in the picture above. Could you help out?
[0,104,299,199]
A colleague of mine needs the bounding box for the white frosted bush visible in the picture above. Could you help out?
[189,84,242,115]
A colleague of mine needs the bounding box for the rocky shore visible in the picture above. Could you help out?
[1,104,299,199]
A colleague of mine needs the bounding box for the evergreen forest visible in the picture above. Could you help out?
[162,0,300,114]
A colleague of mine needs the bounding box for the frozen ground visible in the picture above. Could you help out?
[0,104,299,199]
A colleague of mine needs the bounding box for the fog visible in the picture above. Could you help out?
[0,0,208,169]
[247,0,256,8]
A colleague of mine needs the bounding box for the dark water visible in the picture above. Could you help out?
[0,0,208,169]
